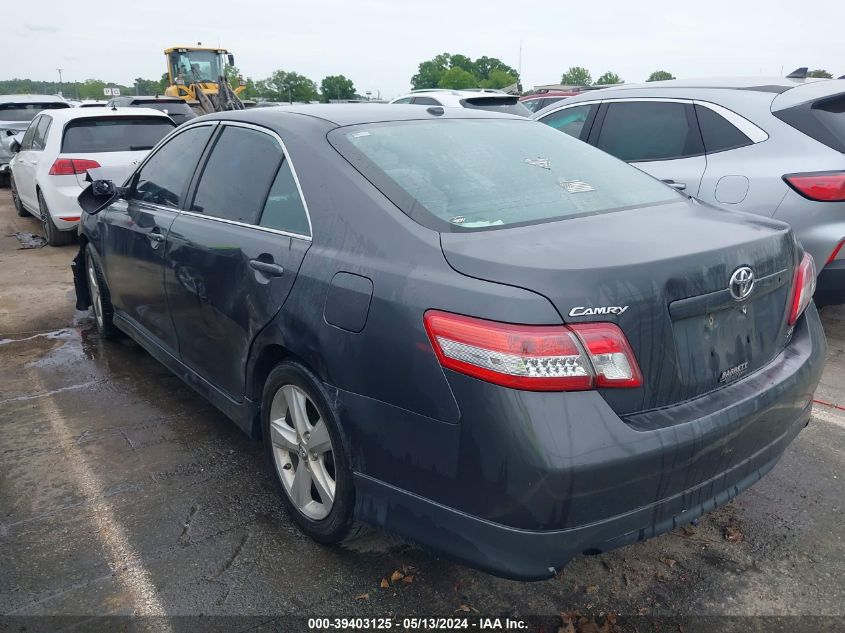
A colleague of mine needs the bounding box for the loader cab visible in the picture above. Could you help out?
[166,47,231,88]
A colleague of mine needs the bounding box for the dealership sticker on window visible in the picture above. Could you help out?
[523,157,551,170]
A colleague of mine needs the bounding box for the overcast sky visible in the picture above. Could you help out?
[3,0,843,98]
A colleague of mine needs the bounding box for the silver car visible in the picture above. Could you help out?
[534,76,845,306]
[0,95,71,187]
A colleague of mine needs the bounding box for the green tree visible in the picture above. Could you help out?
[448,54,478,77]
[474,56,519,81]
[438,67,477,89]
[320,75,357,102]
[411,53,452,89]
[808,69,833,78]
[258,70,319,103]
[595,71,622,85]
[560,67,592,86]
[480,69,518,90]
[647,70,675,82]
[78,79,107,100]
[134,77,165,95]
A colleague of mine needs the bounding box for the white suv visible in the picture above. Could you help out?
[390,89,530,117]
[9,107,175,245]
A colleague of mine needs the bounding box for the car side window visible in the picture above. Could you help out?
[20,116,39,151]
[596,101,704,162]
[31,116,52,151]
[260,159,310,236]
[190,126,283,225]
[412,96,441,106]
[694,104,753,153]
[540,104,595,139]
[130,125,213,208]
[393,97,413,104]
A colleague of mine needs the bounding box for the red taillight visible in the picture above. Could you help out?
[48,158,101,176]
[783,171,845,202]
[423,310,642,391]
[788,253,817,326]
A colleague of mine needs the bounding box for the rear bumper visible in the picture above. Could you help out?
[345,305,826,579]
[41,182,84,230]
[815,260,845,307]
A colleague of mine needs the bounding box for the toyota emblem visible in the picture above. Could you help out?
[729,266,754,301]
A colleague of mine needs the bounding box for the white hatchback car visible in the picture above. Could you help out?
[9,107,175,245]
[389,89,531,117]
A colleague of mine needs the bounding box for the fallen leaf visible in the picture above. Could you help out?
[661,557,677,568]
[390,570,404,583]
[636,607,649,616]
[724,526,743,542]
[380,578,389,589]
[355,593,369,601]
[457,604,472,613]
[585,585,599,594]
[655,571,669,583]
[681,525,696,536]
[402,574,414,583]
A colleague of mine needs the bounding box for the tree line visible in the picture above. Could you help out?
[0,71,361,103]
[558,67,838,86]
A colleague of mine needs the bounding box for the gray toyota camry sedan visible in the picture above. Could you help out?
[74,104,826,579]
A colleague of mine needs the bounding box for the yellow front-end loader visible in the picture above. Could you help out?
[164,45,247,114]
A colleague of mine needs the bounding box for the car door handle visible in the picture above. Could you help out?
[662,179,687,191]
[249,259,285,276]
[147,232,165,246]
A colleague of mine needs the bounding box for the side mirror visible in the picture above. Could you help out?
[227,53,235,67]
[9,139,20,154]
[78,179,127,215]
[5,129,16,137]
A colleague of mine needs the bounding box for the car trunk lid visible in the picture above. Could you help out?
[440,199,797,415]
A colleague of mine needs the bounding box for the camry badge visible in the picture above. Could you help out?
[729,266,754,301]
[569,306,629,317]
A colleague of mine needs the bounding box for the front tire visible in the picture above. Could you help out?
[262,361,358,543]
[85,245,119,339]
[10,175,26,217]
[38,190,74,246]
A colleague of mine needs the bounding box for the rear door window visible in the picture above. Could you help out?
[189,126,283,224]
[130,125,214,208]
[31,116,52,151]
[260,160,310,236]
[596,101,703,161]
[19,116,39,150]
[774,94,845,153]
[62,117,175,153]
[694,105,752,153]
[539,104,596,140]
[412,96,441,106]
[393,97,413,104]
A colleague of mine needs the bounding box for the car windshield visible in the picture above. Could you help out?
[0,102,69,122]
[331,118,678,232]
[61,117,175,153]
[135,101,196,124]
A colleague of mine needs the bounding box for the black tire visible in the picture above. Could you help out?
[38,190,75,247]
[85,244,119,339]
[10,175,27,217]
[261,361,360,544]
[0,172,9,188]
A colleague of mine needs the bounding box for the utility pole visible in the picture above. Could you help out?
[56,68,64,97]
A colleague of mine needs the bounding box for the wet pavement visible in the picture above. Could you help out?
[1,192,844,629]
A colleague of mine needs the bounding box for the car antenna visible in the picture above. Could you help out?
[786,67,808,79]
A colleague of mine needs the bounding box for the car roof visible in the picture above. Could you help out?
[0,94,70,105]
[391,90,516,106]
[198,103,526,128]
[39,107,175,124]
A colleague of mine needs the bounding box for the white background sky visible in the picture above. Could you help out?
[3,0,843,98]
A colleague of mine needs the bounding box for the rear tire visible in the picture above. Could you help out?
[262,361,360,544]
[38,190,74,247]
[10,175,26,217]
[85,244,119,339]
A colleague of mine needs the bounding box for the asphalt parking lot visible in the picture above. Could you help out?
[1,190,844,631]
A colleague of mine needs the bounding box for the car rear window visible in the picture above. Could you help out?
[330,119,678,232]
[459,97,531,117]
[775,93,845,153]
[0,102,69,122]
[135,101,197,124]
[62,117,175,153]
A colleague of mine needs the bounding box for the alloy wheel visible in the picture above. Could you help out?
[86,257,104,329]
[269,384,336,520]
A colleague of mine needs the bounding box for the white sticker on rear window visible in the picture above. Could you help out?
[559,179,595,193]
[524,157,551,170]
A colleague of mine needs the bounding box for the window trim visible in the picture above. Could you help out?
[178,120,313,241]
